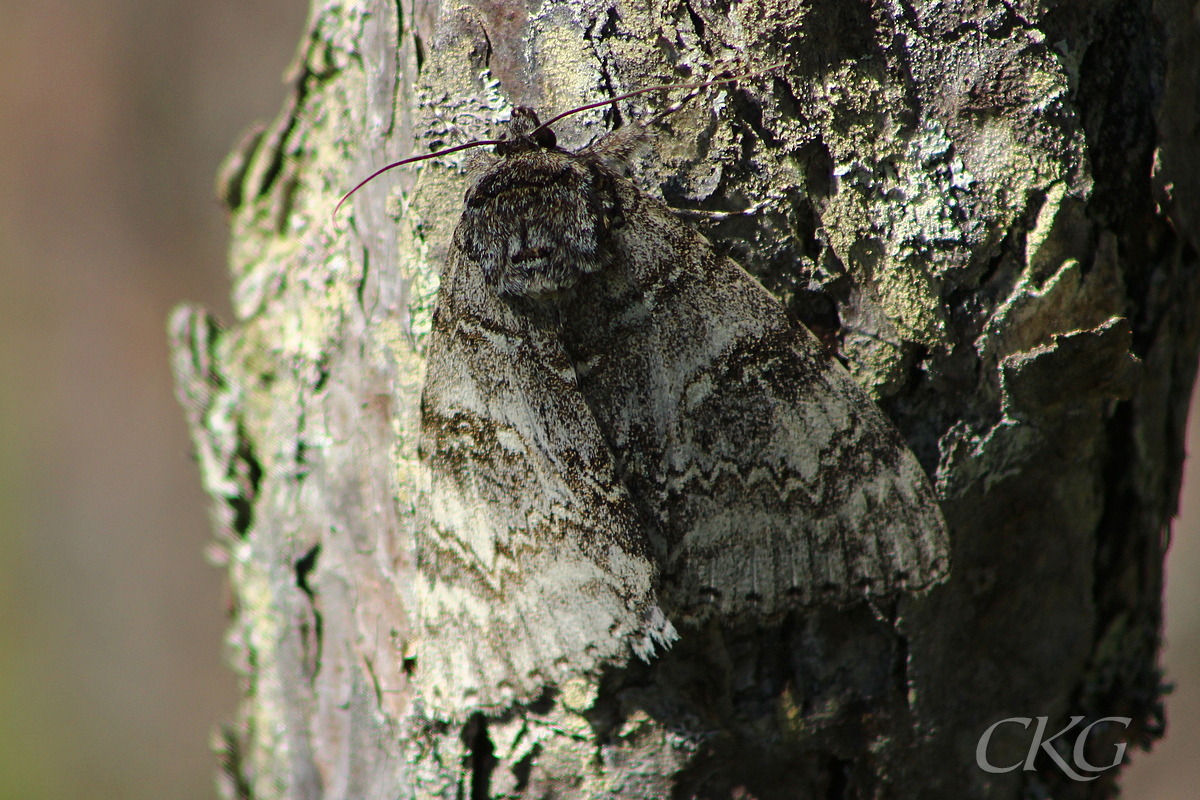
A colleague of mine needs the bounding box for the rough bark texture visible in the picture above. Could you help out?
[169,0,1200,798]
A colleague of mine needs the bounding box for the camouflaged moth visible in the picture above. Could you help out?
[339,67,949,720]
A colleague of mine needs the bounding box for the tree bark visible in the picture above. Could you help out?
[170,0,1200,798]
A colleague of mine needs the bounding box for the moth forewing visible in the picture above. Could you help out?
[415,229,675,720]
[554,182,949,619]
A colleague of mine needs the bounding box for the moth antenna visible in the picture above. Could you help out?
[335,62,785,217]
[843,325,906,350]
[334,139,503,217]
[531,61,786,136]
[673,198,773,221]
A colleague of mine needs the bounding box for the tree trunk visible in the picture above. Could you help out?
[169,0,1200,798]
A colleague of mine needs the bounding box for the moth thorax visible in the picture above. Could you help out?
[462,161,612,300]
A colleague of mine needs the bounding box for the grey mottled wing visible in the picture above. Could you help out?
[416,237,675,720]
[560,182,950,618]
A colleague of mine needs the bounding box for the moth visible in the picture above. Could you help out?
[340,70,950,721]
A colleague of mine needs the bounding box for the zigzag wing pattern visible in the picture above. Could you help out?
[416,239,675,720]
[560,185,949,618]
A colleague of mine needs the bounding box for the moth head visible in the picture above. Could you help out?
[496,107,557,154]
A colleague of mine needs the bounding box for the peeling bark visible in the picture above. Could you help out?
[170,0,1200,797]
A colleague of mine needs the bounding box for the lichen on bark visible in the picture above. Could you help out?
[170,0,1199,797]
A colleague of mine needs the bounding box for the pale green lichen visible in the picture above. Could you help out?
[529,13,607,115]
[229,541,293,797]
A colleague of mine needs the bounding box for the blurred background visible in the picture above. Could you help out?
[0,1,306,798]
[0,1,1194,799]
